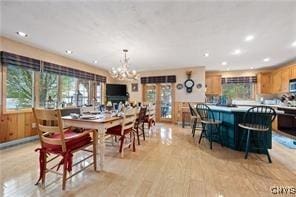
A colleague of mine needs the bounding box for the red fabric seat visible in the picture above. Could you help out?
[43,129,92,154]
[106,125,132,136]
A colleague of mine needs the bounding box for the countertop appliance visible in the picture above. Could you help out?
[289,78,296,93]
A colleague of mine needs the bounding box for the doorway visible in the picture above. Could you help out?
[143,83,175,122]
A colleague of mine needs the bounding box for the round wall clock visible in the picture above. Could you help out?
[176,83,183,90]
[196,83,202,89]
[184,79,195,93]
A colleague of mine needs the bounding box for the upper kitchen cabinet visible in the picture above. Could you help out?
[271,66,293,94]
[257,72,272,94]
[272,70,282,93]
[281,67,290,93]
[290,64,296,79]
[205,75,221,95]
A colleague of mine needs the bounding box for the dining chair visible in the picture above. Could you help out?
[145,104,156,130]
[32,108,97,190]
[106,108,137,157]
[195,103,223,149]
[134,106,147,145]
[188,103,201,137]
[238,106,276,163]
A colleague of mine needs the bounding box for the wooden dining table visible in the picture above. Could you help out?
[62,115,123,171]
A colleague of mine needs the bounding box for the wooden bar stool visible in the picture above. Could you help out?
[196,103,223,149]
[188,103,201,137]
[238,106,276,163]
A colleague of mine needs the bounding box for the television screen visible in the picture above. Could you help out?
[106,84,127,96]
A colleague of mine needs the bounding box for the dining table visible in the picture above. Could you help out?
[62,115,123,171]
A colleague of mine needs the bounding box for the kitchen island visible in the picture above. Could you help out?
[205,105,283,152]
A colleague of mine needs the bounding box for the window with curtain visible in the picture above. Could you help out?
[222,76,257,100]
[60,75,78,104]
[39,72,58,107]
[96,82,102,105]
[6,65,34,110]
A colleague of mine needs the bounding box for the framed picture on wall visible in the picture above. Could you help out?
[131,83,138,92]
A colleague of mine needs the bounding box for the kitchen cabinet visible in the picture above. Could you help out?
[290,65,296,79]
[257,72,272,94]
[272,71,282,93]
[281,67,290,93]
[205,75,221,95]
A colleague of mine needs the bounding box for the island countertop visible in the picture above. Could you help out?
[207,104,284,114]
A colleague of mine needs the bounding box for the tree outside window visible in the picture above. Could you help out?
[6,65,33,110]
[222,83,255,100]
[39,72,58,107]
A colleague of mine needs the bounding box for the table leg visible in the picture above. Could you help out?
[98,127,106,171]
[182,112,185,128]
[93,130,98,171]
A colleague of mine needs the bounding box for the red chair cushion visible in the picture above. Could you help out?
[43,129,92,154]
[106,125,132,136]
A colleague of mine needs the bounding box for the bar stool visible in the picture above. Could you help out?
[188,103,201,137]
[196,103,223,149]
[238,106,276,163]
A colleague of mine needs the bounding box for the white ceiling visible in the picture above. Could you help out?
[1,1,296,72]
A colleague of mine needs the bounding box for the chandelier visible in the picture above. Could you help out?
[110,49,138,81]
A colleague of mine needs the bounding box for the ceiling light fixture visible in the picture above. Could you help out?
[65,50,73,54]
[204,53,209,57]
[232,49,241,55]
[250,66,254,69]
[245,35,254,42]
[110,49,138,81]
[263,58,270,62]
[222,61,227,66]
[93,60,98,64]
[292,41,296,47]
[16,31,28,37]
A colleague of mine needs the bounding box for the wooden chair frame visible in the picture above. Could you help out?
[32,108,97,190]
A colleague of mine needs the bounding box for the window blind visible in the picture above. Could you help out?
[221,76,257,84]
[141,75,176,84]
[1,51,40,71]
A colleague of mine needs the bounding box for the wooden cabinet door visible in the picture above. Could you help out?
[205,75,221,95]
[290,65,296,79]
[272,71,282,93]
[281,68,290,93]
[258,72,272,94]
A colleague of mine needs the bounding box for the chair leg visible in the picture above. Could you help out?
[132,132,136,152]
[41,153,46,189]
[198,129,205,144]
[263,132,272,163]
[62,158,67,190]
[239,130,247,151]
[209,125,213,150]
[93,131,97,171]
[192,119,197,137]
[142,123,146,141]
[136,127,140,145]
[244,130,251,159]
[119,136,125,153]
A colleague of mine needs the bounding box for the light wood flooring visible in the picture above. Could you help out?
[0,123,295,197]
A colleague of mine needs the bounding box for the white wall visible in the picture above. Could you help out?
[125,66,206,103]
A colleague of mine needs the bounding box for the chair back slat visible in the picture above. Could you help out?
[33,108,66,151]
[195,103,215,122]
[121,108,137,134]
[242,106,276,130]
[189,103,197,117]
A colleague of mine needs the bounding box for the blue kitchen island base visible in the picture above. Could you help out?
[204,105,273,153]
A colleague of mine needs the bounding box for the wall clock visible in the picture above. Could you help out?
[196,83,202,89]
[184,71,195,93]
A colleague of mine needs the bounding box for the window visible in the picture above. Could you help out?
[6,65,34,110]
[222,83,255,100]
[96,82,102,105]
[78,79,90,105]
[60,75,78,104]
[39,72,58,107]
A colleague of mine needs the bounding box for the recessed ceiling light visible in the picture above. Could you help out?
[245,35,254,42]
[250,66,254,69]
[222,61,227,66]
[65,50,73,54]
[204,53,209,57]
[16,31,28,37]
[232,49,241,55]
[263,58,270,62]
[93,60,98,64]
[292,41,296,47]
